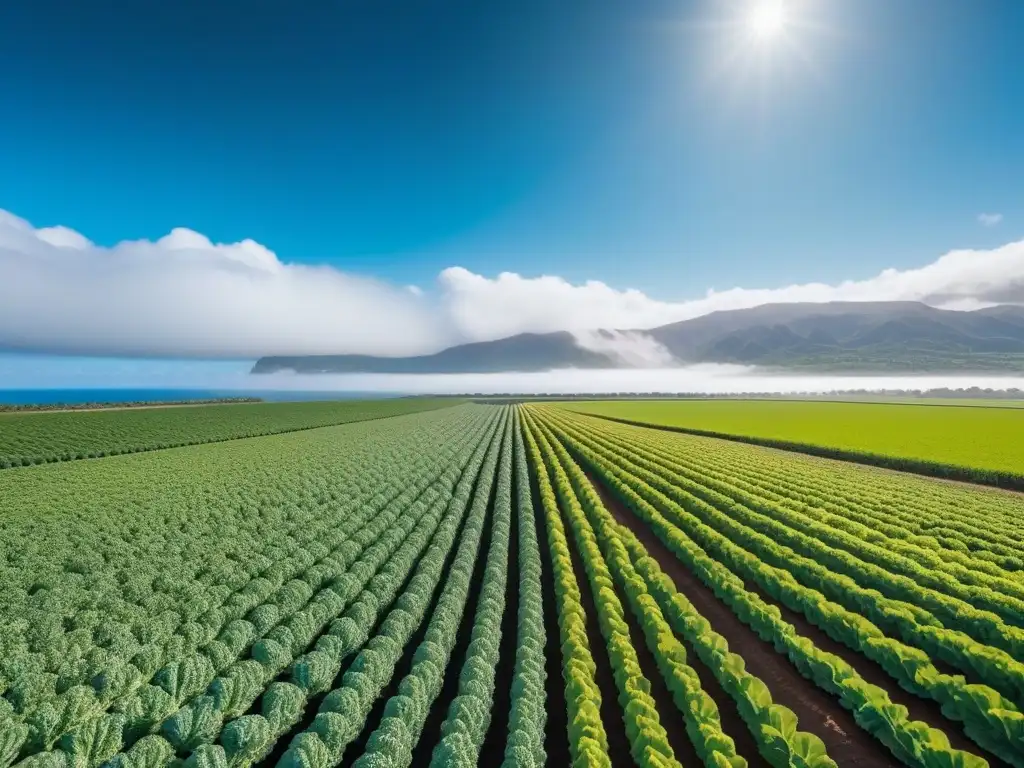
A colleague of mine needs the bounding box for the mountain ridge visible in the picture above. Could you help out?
[251,301,1024,374]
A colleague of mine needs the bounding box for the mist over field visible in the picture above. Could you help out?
[4,354,1022,396]
[251,366,1024,396]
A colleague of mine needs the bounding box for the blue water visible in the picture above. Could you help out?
[0,389,396,406]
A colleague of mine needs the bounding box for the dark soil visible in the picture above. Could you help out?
[560,495,635,766]
[560,422,1008,766]
[730,566,1008,767]
[619,590,710,766]
[329,451,492,768]
[531,464,571,766]
[583,467,905,768]
[477,449,522,764]
[579,421,1018,692]
[407,460,501,767]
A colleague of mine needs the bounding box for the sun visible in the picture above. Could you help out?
[746,2,788,41]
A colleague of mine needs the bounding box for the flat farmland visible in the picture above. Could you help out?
[0,398,456,468]
[2,399,1022,768]
[558,399,1024,487]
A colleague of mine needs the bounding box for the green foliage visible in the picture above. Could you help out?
[0,720,29,768]
[264,409,504,767]
[162,695,223,752]
[500,410,548,768]
[105,735,174,768]
[527,412,714,768]
[521,414,612,768]
[221,714,273,768]
[346,413,511,768]
[429,417,515,767]
[0,405,495,766]
[0,399,458,469]
[9,392,1024,768]
[560,399,1024,488]
[535,405,1007,768]
[184,744,228,768]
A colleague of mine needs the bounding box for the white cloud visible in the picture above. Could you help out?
[978,213,1003,227]
[0,210,448,358]
[438,239,1024,336]
[2,208,1024,359]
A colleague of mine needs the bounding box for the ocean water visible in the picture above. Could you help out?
[0,389,395,406]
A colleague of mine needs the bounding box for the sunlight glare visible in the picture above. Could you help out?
[746,1,788,41]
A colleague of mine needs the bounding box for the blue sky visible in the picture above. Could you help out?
[2,0,1021,296]
[1,0,1023,387]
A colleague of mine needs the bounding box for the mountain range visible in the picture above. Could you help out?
[251,301,1024,374]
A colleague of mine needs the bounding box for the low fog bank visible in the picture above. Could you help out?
[260,365,1024,396]
[3,354,1023,396]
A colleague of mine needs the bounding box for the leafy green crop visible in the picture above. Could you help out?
[0,405,493,767]
[6,397,1024,768]
[0,398,459,468]
[532,405,1016,768]
[559,399,1024,488]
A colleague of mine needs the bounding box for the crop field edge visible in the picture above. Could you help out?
[0,398,464,470]
[570,411,1024,492]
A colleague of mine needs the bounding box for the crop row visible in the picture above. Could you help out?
[0,398,459,468]
[563,401,1024,490]
[532,406,1016,767]
[3,410,492,740]
[548,409,1024,717]
[284,407,510,768]
[572,412,1024,571]
[497,408,548,768]
[0,405,500,767]
[525,410,843,768]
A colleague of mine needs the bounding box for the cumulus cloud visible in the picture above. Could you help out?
[2,208,1024,359]
[978,213,1003,227]
[438,239,1024,337]
[0,210,448,358]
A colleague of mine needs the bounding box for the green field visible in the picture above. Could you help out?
[558,399,1024,486]
[0,398,455,468]
[3,399,1024,768]
[775,396,1024,409]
